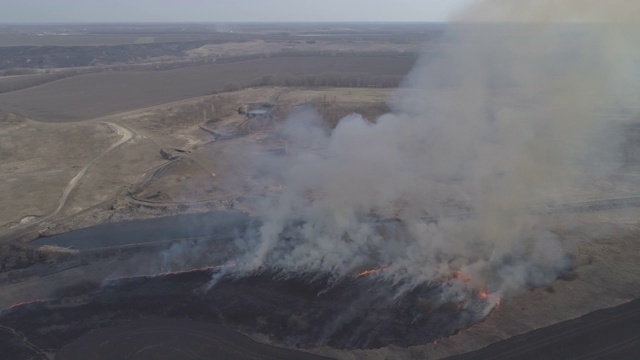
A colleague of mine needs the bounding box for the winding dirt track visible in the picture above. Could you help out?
[55,123,132,215]
[1,122,135,237]
[55,319,333,360]
[43,122,134,222]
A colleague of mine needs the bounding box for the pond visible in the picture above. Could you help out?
[34,211,253,250]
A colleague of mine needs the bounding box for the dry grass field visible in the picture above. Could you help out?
[0,74,50,93]
[0,117,118,227]
[0,86,394,234]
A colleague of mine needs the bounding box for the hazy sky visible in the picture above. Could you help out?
[0,0,473,23]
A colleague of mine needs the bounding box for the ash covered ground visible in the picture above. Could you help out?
[0,266,498,358]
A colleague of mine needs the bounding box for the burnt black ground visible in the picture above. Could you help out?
[55,319,333,360]
[445,297,640,360]
[3,269,640,359]
[0,269,490,358]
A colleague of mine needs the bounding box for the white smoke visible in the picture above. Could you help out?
[454,0,639,23]
[223,1,640,304]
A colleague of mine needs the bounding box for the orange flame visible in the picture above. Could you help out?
[452,270,472,284]
[479,288,488,299]
[479,288,501,309]
[3,299,47,312]
[451,273,501,310]
[355,266,389,278]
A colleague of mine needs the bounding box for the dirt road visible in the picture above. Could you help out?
[7,122,135,232]
[50,123,134,217]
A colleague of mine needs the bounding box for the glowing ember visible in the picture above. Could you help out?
[3,299,47,312]
[452,270,472,284]
[355,266,389,278]
[479,288,488,299]
[479,288,501,310]
[448,272,502,314]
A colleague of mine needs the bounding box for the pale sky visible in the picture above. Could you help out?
[0,0,474,23]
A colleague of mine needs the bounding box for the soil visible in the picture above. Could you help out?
[0,56,414,123]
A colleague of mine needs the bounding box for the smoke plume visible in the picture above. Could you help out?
[222,1,640,305]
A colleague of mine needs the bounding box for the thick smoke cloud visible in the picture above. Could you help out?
[221,1,640,305]
[454,0,639,23]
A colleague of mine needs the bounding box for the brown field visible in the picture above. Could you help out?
[0,74,46,89]
[0,72,85,95]
[0,55,414,122]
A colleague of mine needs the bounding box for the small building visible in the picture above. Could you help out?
[243,103,274,119]
[247,109,268,118]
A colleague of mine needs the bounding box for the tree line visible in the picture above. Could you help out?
[216,72,404,94]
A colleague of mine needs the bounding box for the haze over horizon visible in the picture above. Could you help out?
[0,0,472,24]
